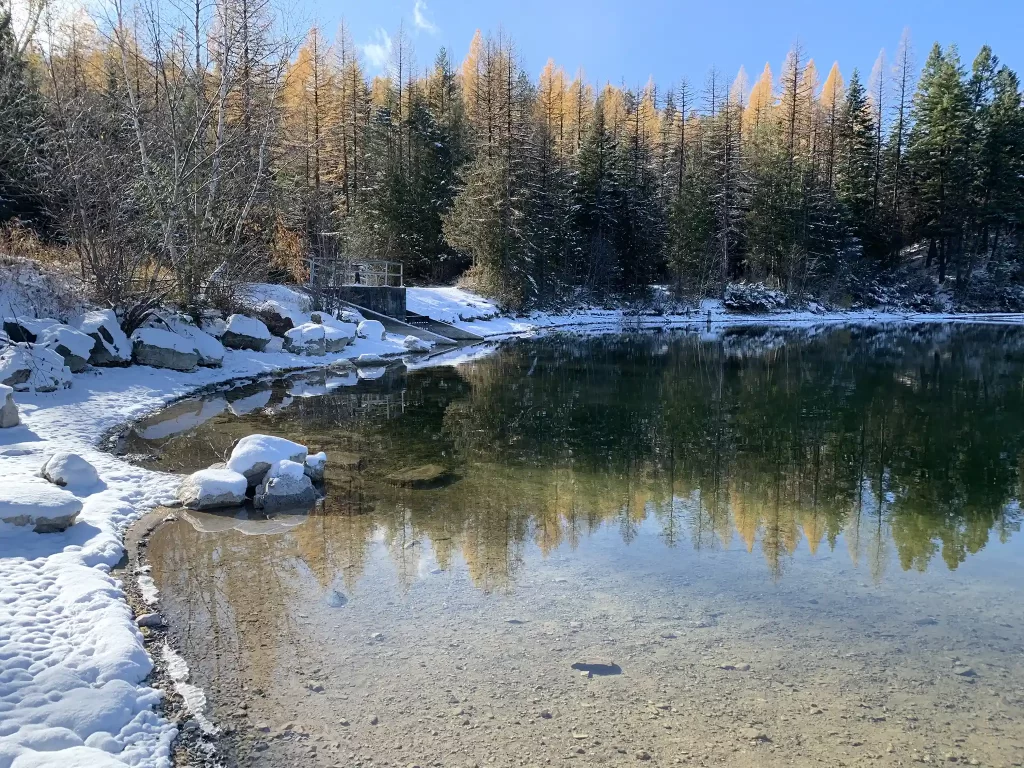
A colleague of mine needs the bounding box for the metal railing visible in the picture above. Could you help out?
[306,256,403,288]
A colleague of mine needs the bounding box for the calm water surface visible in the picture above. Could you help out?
[132,325,1024,768]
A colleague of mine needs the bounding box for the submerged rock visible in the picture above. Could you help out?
[39,452,100,490]
[227,434,308,486]
[0,478,82,532]
[384,464,452,489]
[177,468,249,510]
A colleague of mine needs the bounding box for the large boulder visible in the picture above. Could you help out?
[356,319,386,342]
[284,322,326,356]
[73,309,132,366]
[130,328,200,372]
[4,318,94,373]
[0,384,18,427]
[226,434,308,486]
[254,460,317,511]
[177,468,249,510]
[149,314,225,367]
[723,282,788,313]
[39,452,100,490]
[221,314,272,351]
[0,343,73,392]
[0,478,82,532]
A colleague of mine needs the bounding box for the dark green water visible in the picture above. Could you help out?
[127,324,1024,586]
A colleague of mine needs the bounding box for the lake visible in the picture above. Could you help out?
[128,325,1024,768]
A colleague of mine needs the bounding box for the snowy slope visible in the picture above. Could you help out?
[0,336,405,768]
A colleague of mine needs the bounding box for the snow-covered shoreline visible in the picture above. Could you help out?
[3,287,1024,768]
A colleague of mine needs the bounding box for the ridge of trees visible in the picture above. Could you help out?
[1,0,1023,311]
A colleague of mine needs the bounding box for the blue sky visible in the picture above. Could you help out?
[313,0,1022,91]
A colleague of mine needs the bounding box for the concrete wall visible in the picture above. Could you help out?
[334,286,407,318]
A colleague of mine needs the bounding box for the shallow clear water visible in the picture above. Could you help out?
[136,325,1024,768]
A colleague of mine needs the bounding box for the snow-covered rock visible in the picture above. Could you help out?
[284,322,326,356]
[338,308,364,324]
[226,434,308,486]
[264,336,284,353]
[304,451,327,482]
[357,319,386,341]
[154,315,226,367]
[37,323,95,373]
[130,328,200,372]
[309,313,358,352]
[354,353,388,367]
[39,452,101,490]
[0,477,82,532]
[0,343,73,392]
[254,459,317,510]
[324,326,356,353]
[221,314,272,351]
[73,309,132,366]
[3,317,93,372]
[402,335,433,352]
[176,468,249,510]
[0,383,19,427]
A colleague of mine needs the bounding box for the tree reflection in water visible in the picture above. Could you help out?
[130,324,1024,588]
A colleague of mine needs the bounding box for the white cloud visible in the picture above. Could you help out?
[361,28,393,70]
[413,0,438,34]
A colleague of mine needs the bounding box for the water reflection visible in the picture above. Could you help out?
[126,325,1024,587]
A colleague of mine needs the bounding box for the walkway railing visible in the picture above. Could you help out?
[306,256,403,289]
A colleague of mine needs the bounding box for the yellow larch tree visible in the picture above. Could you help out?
[819,62,845,189]
[744,63,774,140]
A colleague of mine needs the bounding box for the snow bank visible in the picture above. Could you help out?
[0,476,82,532]
[407,286,502,323]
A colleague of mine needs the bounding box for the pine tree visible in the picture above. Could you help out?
[907,44,972,282]
[0,0,42,222]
